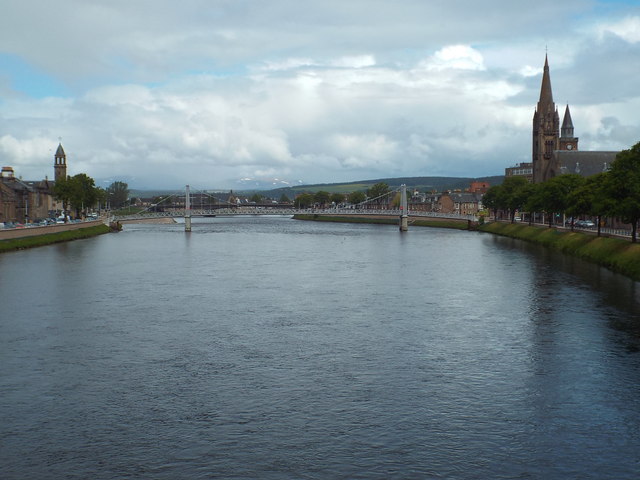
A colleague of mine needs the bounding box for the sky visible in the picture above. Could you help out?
[1,0,639,190]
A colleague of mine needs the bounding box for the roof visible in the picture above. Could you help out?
[561,104,574,132]
[0,176,34,193]
[555,150,618,177]
[537,55,554,111]
[55,143,65,157]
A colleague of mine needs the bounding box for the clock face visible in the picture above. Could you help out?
[567,144,573,150]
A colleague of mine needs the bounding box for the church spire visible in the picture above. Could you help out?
[537,54,554,112]
[532,54,560,183]
[561,104,574,138]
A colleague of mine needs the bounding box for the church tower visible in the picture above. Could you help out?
[54,143,67,182]
[559,104,579,151]
[532,55,560,183]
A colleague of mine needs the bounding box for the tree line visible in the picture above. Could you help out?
[292,183,392,209]
[482,141,640,242]
[54,176,129,218]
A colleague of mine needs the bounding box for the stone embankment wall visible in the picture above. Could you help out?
[0,220,105,241]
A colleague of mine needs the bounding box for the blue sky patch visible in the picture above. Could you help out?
[1,53,68,98]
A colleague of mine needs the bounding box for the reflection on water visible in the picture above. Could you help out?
[1,217,639,479]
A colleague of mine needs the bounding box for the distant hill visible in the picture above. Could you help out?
[258,175,504,198]
[129,175,504,200]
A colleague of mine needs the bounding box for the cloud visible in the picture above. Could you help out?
[598,16,640,43]
[0,1,638,188]
[425,45,486,71]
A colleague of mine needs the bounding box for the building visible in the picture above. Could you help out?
[0,143,66,223]
[414,189,483,216]
[469,181,490,194]
[532,55,618,183]
[505,162,533,182]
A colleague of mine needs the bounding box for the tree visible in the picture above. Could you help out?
[524,182,545,225]
[313,191,330,207]
[279,193,290,203]
[106,181,129,209]
[53,176,74,217]
[348,191,366,205]
[330,193,345,206]
[294,193,314,209]
[250,193,263,203]
[366,182,390,205]
[54,173,100,218]
[567,172,609,235]
[482,185,502,219]
[95,187,107,212]
[536,174,584,227]
[604,142,640,242]
[501,176,530,222]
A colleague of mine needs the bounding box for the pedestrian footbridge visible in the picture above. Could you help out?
[113,185,477,231]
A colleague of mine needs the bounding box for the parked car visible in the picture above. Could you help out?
[575,220,596,228]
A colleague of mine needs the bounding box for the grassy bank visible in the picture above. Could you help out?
[480,222,640,281]
[293,214,470,230]
[0,224,111,254]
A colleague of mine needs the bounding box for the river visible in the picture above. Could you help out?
[1,216,639,479]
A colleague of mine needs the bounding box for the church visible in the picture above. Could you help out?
[531,55,618,183]
[0,143,67,223]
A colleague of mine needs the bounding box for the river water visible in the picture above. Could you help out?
[1,216,640,479]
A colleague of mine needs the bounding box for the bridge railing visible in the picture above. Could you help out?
[114,207,477,222]
[321,208,477,221]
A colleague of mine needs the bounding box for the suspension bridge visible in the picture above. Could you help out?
[113,184,478,231]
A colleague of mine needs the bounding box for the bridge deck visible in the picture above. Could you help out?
[114,208,478,222]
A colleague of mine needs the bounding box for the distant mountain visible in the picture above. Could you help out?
[127,175,505,200]
[257,175,504,198]
[234,177,306,190]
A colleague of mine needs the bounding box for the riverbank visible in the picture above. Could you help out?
[479,221,640,281]
[0,223,111,254]
[293,214,471,230]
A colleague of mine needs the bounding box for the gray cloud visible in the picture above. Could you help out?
[0,0,638,188]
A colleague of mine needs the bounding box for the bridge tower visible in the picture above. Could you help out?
[399,184,408,232]
[185,185,192,232]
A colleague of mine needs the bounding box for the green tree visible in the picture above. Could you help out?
[391,192,402,208]
[604,142,640,242]
[536,174,584,227]
[567,172,609,234]
[501,176,530,222]
[279,193,290,203]
[524,182,545,225]
[53,176,74,217]
[348,191,366,205]
[250,193,263,203]
[294,193,314,209]
[367,182,390,205]
[314,191,330,207]
[95,187,107,212]
[482,185,502,219]
[330,193,345,206]
[106,181,129,209]
[54,173,100,218]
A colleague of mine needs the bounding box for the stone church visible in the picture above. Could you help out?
[532,55,618,183]
[0,143,67,223]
